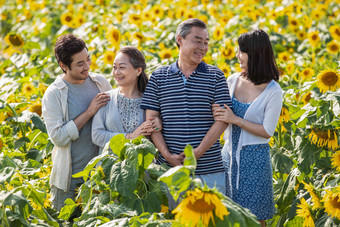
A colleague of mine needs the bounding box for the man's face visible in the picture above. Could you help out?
[177,26,209,65]
[61,48,91,84]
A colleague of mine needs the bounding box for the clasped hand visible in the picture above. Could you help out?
[212,103,237,124]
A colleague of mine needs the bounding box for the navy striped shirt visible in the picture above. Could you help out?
[141,61,232,175]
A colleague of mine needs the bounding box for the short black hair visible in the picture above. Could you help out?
[175,18,207,48]
[238,29,279,85]
[54,34,87,73]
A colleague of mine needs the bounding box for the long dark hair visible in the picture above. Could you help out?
[118,46,148,93]
[238,29,279,85]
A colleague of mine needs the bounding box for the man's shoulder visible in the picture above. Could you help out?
[202,63,224,76]
[152,65,171,76]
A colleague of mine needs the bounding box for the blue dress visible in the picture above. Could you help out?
[225,97,275,220]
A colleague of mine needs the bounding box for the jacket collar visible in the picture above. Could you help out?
[170,60,207,74]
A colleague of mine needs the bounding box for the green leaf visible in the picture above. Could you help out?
[0,166,15,184]
[3,191,32,220]
[183,144,196,172]
[31,115,47,133]
[271,148,294,174]
[109,134,129,160]
[158,166,191,201]
[58,198,76,220]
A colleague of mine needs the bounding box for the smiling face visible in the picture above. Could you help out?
[112,52,141,88]
[236,47,248,70]
[177,26,209,66]
[60,48,91,84]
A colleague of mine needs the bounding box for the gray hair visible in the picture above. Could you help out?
[175,18,207,48]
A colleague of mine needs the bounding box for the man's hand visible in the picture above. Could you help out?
[164,153,185,167]
[86,92,111,116]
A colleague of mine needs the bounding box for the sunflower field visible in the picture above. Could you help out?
[1,0,340,226]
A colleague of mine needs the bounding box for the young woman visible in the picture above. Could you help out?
[213,29,282,226]
[92,46,161,152]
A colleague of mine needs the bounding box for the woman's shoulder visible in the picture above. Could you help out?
[268,80,283,93]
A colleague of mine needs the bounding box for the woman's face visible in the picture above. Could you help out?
[236,47,248,70]
[112,52,141,87]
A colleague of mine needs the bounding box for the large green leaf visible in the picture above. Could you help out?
[0,166,15,184]
[271,148,294,174]
[3,191,32,220]
[109,134,129,160]
[58,198,76,220]
[183,144,196,173]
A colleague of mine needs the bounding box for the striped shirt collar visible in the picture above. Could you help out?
[170,60,208,74]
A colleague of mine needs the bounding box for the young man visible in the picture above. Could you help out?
[42,34,111,211]
[141,18,232,195]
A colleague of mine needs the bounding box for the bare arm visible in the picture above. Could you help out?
[213,103,270,139]
[194,121,228,160]
[146,109,184,166]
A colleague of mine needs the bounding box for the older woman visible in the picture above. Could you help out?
[92,46,161,152]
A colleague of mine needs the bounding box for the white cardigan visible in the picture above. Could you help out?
[42,73,112,192]
[222,73,283,189]
[91,88,145,153]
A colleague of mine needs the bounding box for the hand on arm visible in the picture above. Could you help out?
[146,109,184,166]
[74,92,110,131]
[213,103,270,139]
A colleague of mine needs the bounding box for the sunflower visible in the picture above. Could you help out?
[2,125,12,137]
[22,83,35,97]
[329,25,340,41]
[60,12,76,28]
[152,5,164,18]
[103,51,115,65]
[172,188,229,226]
[301,92,312,105]
[128,14,143,26]
[161,204,169,213]
[326,40,340,55]
[132,32,146,45]
[106,27,121,49]
[159,49,173,60]
[331,150,340,172]
[296,198,315,227]
[29,102,42,116]
[288,17,299,29]
[302,181,322,210]
[299,68,315,80]
[75,14,86,27]
[219,63,231,78]
[316,69,340,93]
[213,26,224,41]
[29,200,42,210]
[296,30,307,41]
[43,193,51,208]
[5,33,24,48]
[279,106,290,123]
[308,31,320,47]
[308,127,338,150]
[0,137,3,151]
[221,46,235,60]
[322,189,340,220]
[278,51,290,62]
[219,13,232,26]
[286,62,295,75]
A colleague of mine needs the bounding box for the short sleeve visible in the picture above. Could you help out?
[214,70,232,109]
[140,72,160,111]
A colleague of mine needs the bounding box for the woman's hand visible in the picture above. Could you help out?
[126,121,152,139]
[212,103,237,124]
[146,117,162,133]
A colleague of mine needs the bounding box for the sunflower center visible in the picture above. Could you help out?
[331,195,340,209]
[188,198,215,213]
[335,28,340,36]
[112,31,119,42]
[291,20,297,26]
[313,128,335,140]
[321,72,338,86]
[224,49,232,56]
[163,53,171,59]
[330,44,338,51]
[303,70,310,76]
[65,15,72,22]
[304,93,311,102]
[9,35,23,46]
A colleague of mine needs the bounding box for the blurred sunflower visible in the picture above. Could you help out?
[322,189,340,220]
[296,30,307,41]
[286,62,295,75]
[308,31,320,47]
[75,14,86,27]
[278,51,290,62]
[221,46,235,60]
[279,106,290,123]
[159,49,173,60]
[0,137,3,151]
[301,15,312,30]
[152,5,164,19]
[219,14,232,26]
[142,10,153,21]
[311,9,324,21]
[5,33,24,48]
[115,9,125,22]
[106,27,121,49]
[22,83,35,97]
[212,26,224,41]
[326,40,340,55]
[329,25,340,41]
[43,193,51,208]
[132,32,146,46]
[302,181,322,210]
[29,200,42,210]
[299,68,315,80]
[29,101,42,116]
[2,126,12,137]
[60,12,77,28]
[308,127,338,150]
[296,198,315,227]
[160,204,169,213]
[103,51,115,65]
[128,14,143,26]
[175,8,187,19]
[288,17,299,29]
[331,150,340,172]
[316,69,340,93]
[172,188,229,226]
[301,92,312,105]
[219,63,231,78]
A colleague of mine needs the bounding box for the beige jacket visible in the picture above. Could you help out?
[42,73,111,192]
